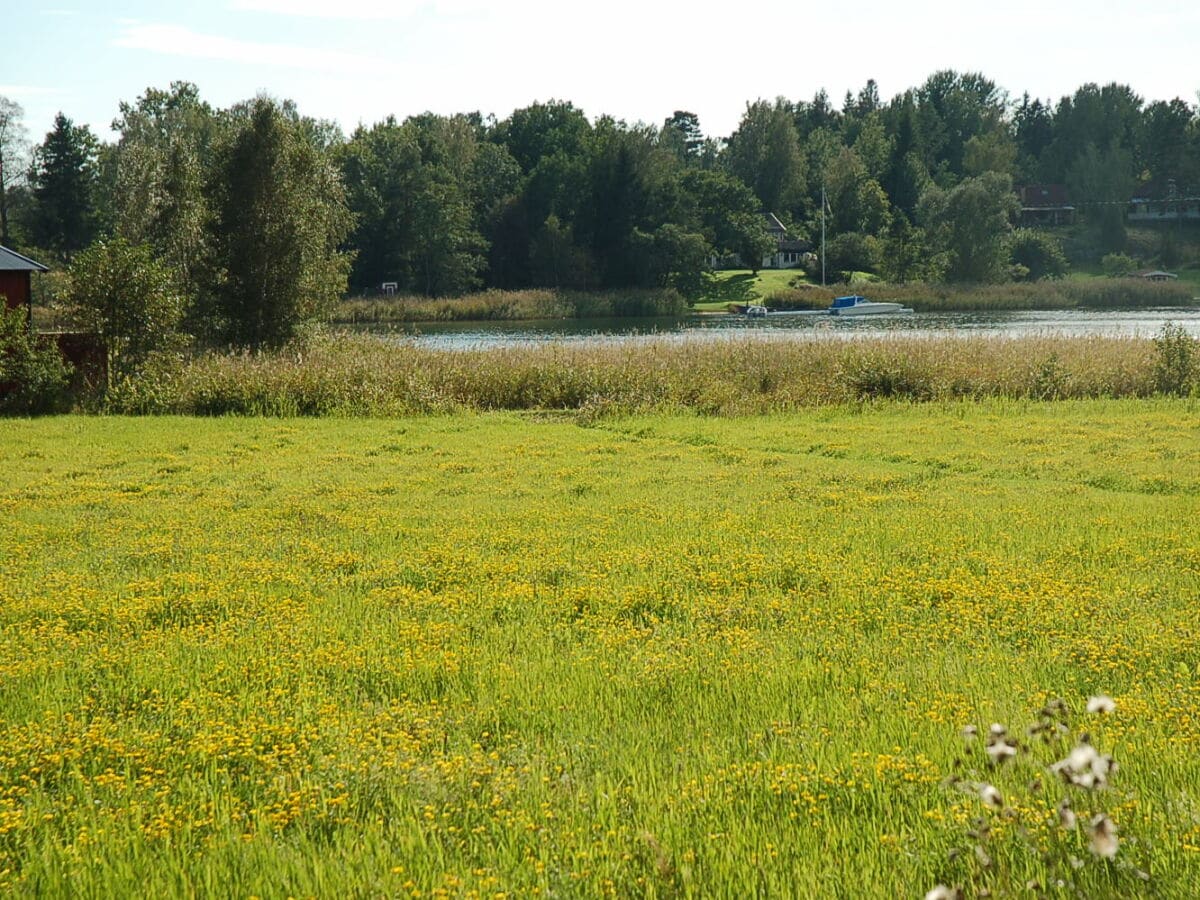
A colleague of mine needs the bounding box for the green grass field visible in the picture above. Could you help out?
[2,401,1199,896]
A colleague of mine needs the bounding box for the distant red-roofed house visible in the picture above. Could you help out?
[1129,178,1200,223]
[1017,184,1075,227]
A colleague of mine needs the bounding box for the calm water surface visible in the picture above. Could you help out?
[358,306,1200,350]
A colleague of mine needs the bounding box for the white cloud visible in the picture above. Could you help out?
[112,23,391,73]
[228,0,484,18]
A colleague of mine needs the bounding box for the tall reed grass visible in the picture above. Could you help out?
[765,279,1195,312]
[106,331,1184,416]
[334,288,687,323]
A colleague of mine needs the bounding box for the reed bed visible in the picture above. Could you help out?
[334,288,687,323]
[106,331,1181,417]
[765,279,1196,312]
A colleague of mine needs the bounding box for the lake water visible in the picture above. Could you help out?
[357,306,1200,350]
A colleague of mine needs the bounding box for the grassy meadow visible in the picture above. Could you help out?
[2,401,1199,896]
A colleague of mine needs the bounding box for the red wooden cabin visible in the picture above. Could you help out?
[1,245,49,325]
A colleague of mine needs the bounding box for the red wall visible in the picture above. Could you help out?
[0,271,30,310]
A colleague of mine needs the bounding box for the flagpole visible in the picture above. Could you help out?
[820,183,826,287]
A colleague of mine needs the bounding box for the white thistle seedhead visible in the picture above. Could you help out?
[985,740,1017,765]
[979,783,1003,809]
[1091,754,1116,779]
[1089,814,1118,858]
[1086,695,1116,714]
[1058,799,1077,830]
[925,886,962,900]
[1064,742,1099,773]
[962,724,978,741]
[988,723,1007,738]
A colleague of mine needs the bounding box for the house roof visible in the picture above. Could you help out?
[763,213,787,235]
[0,245,49,272]
[1130,177,1198,201]
[1018,184,1070,207]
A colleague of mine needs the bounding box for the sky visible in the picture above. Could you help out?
[2,0,1198,145]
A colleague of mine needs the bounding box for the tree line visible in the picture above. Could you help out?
[1,73,1198,348]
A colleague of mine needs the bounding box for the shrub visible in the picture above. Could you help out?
[0,308,72,414]
[1008,229,1069,281]
[1152,322,1197,395]
[64,238,187,389]
[1101,253,1138,278]
[837,349,933,400]
[825,232,881,281]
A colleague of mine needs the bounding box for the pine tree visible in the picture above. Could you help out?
[29,113,99,255]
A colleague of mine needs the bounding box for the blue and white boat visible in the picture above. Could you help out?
[828,295,913,316]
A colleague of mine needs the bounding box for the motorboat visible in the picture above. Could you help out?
[827,295,913,316]
[745,304,768,317]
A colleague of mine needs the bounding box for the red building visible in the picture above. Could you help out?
[1,245,49,325]
[1017,185,1075,227]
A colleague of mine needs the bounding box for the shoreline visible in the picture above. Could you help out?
[333,287,1199,325]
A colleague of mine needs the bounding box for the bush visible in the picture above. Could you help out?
[825,233,881,281]
[0,308,72,414]
[837,349,933,400]
[65,238,187,389]
[1101,253,1138,278]
[1008,229,1069,281]
[1152,322,1197,395]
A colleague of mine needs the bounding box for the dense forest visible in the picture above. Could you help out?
[1,73,1198,345]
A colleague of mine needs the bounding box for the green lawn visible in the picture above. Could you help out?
[2,401,1199,895]
[694,268,807,309]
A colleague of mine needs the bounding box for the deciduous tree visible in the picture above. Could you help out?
[724,99,807,218]
[0,96,29,247]
[109,82,216,300]
[208,97,352,347]
[65,237,185,387]
[919,172,1019,282]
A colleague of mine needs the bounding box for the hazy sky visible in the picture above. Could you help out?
[3,0,1198,144]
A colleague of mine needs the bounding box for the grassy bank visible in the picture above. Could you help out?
[103,330,1197,416]
[334,288,687,323]
[2,402,1199,895]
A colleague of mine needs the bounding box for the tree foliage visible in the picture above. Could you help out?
[4,68,1196,350]
[29,113,99,255]
[64,237,185,386]
[0,307,70,413]
[724,99,807,219]
[109,82,216,301]
[208,98,352,348]
[919,172,1019,283]
[0,96,29,248]
[1008,229,1069,281]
